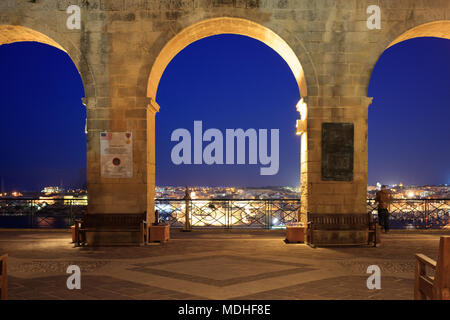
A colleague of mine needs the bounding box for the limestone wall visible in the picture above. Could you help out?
[0,0,449,222]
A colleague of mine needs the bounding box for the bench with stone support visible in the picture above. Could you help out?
[75,213,146,246]
[0,254,7,300]
[307,213,379,247]
[414,236,450,300]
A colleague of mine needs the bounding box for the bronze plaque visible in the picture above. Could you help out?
[322,123,354,181]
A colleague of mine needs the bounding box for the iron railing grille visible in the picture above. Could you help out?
[0,198,449,229]
[156,199,301,229]
[155,199,186,228]
[0,198,87,228]
[367,199,450,229]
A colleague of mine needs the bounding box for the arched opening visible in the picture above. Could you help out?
[146,17,308,224]
[368,21,450,229]
[147,18,308,101]
[0,25,66,51]
[0,25,87,228]
[386,21,450,50]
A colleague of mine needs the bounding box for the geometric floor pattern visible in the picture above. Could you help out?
[129,255,315,287]
[1,229,447,300]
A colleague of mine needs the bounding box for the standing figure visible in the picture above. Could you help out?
[375,185,393,233]
[183,185,192,231]
[154,210,160,226]
[184,185,191,200]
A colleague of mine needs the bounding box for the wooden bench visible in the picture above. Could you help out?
[75,213,146,246]
[415,236,450,300]
[0,254,7,300]
[307,213,379,247]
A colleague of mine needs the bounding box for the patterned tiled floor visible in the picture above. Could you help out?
[233,276,414,300]
[0,229,447,300]
[9,275,204,300]
[129,255,315,287]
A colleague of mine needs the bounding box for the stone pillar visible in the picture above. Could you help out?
[304,95,374,246]
[146,99,159,226]
[297,98,309,226]
[86,98,147,214]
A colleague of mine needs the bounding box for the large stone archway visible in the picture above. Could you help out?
[0,21,100,214]
[385,20,450,50]
[145,17,312,227]
[0,24,96,104]
[0,25,66,51]
[1,0,449,245]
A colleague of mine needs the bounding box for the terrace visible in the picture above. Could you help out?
[0,198,449,230]
[0,229,448,300]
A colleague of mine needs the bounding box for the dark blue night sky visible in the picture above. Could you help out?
[0,43,86,191]
[0,35,449,191]
[368,37,450,186]
[156,35,300,187]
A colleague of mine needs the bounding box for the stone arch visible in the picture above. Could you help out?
[145,17,312,220]
[146,17,310,103]
[0,25,96,105]
[386,20,450,50]
[367,20,450,96]
[0,25,66,51]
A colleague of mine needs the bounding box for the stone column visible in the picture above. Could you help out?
[303,95,374,245]
[146,99,160,226]
[297,98,309,226]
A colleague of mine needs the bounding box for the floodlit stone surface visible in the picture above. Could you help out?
[1,230,448,300]
[0,1,449,241]
[0,25,66,51]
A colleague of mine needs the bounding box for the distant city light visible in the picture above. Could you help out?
[41,186,63,195]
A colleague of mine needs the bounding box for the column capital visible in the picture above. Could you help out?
[147,98,160,114]
[296,97,308,120]
[81,97,97,108]
[363,97,374,108]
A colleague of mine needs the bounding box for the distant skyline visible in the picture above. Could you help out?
[0,35,449,191]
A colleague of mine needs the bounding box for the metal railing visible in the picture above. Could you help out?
[0,198,87,228]
[367,199,450,229]
[159,198,450,230]
[1,198,449,229]
[155,199,300,229]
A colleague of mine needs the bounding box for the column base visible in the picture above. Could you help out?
[86,231,143,246]
[82,213,145,247]
[307,213,371,247]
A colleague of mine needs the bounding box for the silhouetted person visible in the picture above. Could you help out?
[183,185,191,231]
[154,210,160,226]
[375,185,393,233]
[183,185,191,200]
